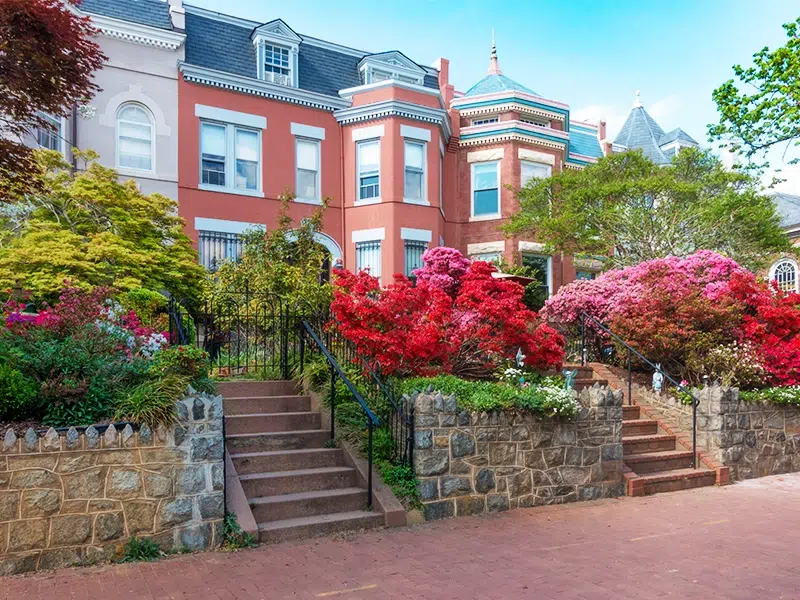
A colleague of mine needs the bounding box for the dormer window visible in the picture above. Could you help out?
[252,19,302,88]
[359,51,426,86]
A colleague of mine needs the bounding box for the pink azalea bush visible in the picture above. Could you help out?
[412,246,472,297]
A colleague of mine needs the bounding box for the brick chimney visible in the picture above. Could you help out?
[167,0,185,31]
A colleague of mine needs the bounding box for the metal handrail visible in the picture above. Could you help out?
[580,312,700,469]
[300,320,379,507]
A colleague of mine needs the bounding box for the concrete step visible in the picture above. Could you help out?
[225,411,321,435]
[226,429,330,453]
[623,450,696,474]
[224,395,311,416]
[622,419,659,436]
[637,468,717,495]
[217,380,298,397]
[239,466,356,498]
[258,510,383,544]
[250,487,368,523]
[623,405,641,420]
[231,448,345,475]
[622,433,676,455]
[573,378,608,391]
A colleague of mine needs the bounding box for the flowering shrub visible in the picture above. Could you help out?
[684,341,766,388]
[332,249,564,379]
[412,247,472,297]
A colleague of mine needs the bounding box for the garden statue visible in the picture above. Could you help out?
[652,365,664,393]
[562,368,577,391]
[515,348,526,368]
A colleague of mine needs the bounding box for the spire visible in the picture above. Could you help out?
[633,89,642,108]
[488,28,502,75]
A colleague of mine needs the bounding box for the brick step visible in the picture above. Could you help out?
[258,510,383,544]
[573,378,608,391]
[239,466,356,498]
[225,429,330,453]
[622,433,676,454]
[225,411,321,435]
[623,450,696,474]
[224,395,311,416]
[623,405,641,420]
[637,468,717,495]
[622,419,658,436]
[217,380,298,397]
[231,448,344,474]
[564,364,594,379]
[250,487,368,523]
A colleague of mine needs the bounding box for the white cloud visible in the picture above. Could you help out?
[571,104,628,140]
[771,164,800,196]
[647,94,683,121]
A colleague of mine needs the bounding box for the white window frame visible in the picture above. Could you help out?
[521,160,552,187]
[471,117,499,126]
[356,139,381,205]
[116,103,155,174]
[353,228,385,281]
[522,253,553,299]
[37,112,65,154]
[769,258,799,293]
[470,160,501,221]
[403,139,427,205]
[294,137,321,205]
[199,119,264,198]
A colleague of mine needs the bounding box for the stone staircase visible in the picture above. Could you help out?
[572,364,722,496]
[219,380,383,543]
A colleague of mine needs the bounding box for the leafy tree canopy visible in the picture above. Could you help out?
[211,193,333,312]
[0,150,206,302]
[0,0,104,198]
[708,17,800,172]
[504,148,790,271]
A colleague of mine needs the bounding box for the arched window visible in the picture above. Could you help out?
[769,259,799,293]
[117,104,153,171]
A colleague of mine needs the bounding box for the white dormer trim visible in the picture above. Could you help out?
[252,19,302,88]
[359,51,426,86]
[86,14,186,50]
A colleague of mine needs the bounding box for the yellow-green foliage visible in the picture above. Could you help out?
[0,150,206,302]
[211,192,332,312]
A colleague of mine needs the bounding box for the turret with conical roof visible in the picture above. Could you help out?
[464,34,536,97]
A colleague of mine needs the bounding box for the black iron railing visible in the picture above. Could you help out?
[577,312,700,469]
[299,320,380,507]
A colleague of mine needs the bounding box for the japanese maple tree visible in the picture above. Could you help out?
[0,0,104,198]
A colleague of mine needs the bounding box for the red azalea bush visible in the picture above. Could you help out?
[544,250,800,387]
[331,251,564,378]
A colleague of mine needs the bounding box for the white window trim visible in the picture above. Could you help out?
[470,160,501,221]
[195,104,267,129]
[520,160,552,187]
[254,35,299,88]
[352,124,385,141]
[468,241,504,254]
[294,137,322,205]
[194,217,264,235]
[400,228,432,242]
[37,112,68,156]
[769,258,800,293]
[116,103,155,174]
[522,253,554,299]
[471,116,499,126]
[403,139,428,205]
[352,227,386,243]
[356,138,381,204]
[400,124,431,142]
[438,149,444,218]
[290,122,325,140]
[518,147,555,166]
[198,120,265,198]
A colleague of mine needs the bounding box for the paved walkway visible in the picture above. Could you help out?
[4,474,800,599]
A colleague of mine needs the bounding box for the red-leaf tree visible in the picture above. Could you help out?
[331,252,565,378]
[0,0,104,198]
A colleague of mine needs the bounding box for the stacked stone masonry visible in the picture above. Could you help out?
[413,386,624,521]
[634,384,800,481]
[0,391,224,575]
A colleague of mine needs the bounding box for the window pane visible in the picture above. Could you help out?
[575,271,597,281]
[235,159,257,190]
[119,105,150,124]
[774,261,797,292]
[357,141,379,173]
[521,161,551,186]
[471,252,500,263]
[404,241,427,277]
[297,140,318,170]
[405,141,424,169]
[473,189,498,215]
[359,175,379,199]
[474,163,497,190]
[202,158,225,186]
[198,230,243,271]
[404,170,423,200]
[297,169,317,200]
[235,129,258,162]
[356,241,381,278]
[119,121,151,141]
[201,124,226,157]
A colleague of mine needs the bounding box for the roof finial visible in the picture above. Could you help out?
[633,89,642,108]
[488,28,502,75]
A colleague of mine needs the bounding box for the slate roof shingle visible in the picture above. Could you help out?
[569,128,603,159]
[772,192,800,229]
[464,74,536,97]
[659,127,698,147]
[613,106,670,164]
[79,0,173,30]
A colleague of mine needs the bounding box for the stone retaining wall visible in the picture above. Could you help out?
[413,386,624,521]
[0,391,224,575]
[635,384,800,480]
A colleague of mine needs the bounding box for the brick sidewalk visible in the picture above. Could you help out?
[4,474,800,599]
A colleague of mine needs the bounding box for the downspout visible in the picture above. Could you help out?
[71,105,78,173]
[339,122,346,269]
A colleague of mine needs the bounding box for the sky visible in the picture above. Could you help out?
[188,0,800,192]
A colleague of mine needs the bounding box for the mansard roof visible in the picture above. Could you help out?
[772,192,800,230]
[80,0,173,30]
[614,104,669,164]
[659,127,698,147]
[183,9,438,100]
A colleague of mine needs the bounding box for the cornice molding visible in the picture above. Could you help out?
[452,90,569,112]
[179,63,350,111]
[87,14,185,50]
[457,102,566,123]
[459,132,566,151]
[339,80,444,107]
[461,121,570,141]
[334,99,451,140]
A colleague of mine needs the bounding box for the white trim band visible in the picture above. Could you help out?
[195,104,266,129]
[352,227,386,243]
[518,148,555,166]
[400,124,432,142]
[194,217,264,235]
[519,241,547,252]
[291,122,326,140]
[468,148,504,163]
[400,228,432,243]
[467,241,505,254]
[352,124,385,141]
